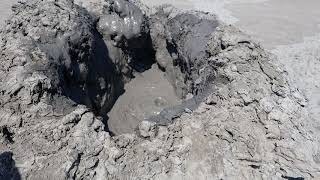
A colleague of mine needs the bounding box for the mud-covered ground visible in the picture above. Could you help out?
[141,0,320,140]
[0,0,319,179]
[2,0,319,138]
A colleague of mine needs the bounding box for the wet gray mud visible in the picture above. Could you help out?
[0,0,220,136]
[1,0,220,136]
[107,64,182,134]
[2,0,319,179]
[93,1,221,134]
[145,9,220,125]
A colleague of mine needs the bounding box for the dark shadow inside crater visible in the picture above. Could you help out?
[127,36,156,74]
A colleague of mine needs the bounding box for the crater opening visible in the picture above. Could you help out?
[95,9,220,135]
[54,1,221,136]
[94,21,185,135]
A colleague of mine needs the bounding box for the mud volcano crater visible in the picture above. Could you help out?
[0,0,220,136]
[3,1,318,179]
[91,3,220,135]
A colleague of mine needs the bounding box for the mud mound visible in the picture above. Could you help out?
[0,0,319,179]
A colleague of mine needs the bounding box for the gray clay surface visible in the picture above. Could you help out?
[0,0,319,180]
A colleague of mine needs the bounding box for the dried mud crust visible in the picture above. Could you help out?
[0,0,319,180]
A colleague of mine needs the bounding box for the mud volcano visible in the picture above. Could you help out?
[71,0,220,135]
[1,0,319,179]
[0,0,220,136]
[101,4,220,134]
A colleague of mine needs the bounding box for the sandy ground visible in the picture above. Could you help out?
[1,0,319,130]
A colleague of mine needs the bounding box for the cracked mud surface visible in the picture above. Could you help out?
[0,0,320,180]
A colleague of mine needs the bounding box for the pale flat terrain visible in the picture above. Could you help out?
[227,0,320,48]
[0,0,18,27]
